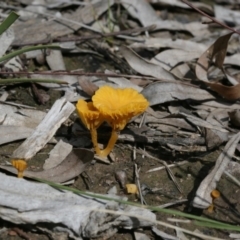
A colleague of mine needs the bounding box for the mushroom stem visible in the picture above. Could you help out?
[90,127,102,155]
[99,130,118,157]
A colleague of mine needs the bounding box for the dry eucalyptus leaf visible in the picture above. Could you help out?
[0,149,93,183]
[206,82,240,100]
[0,103,46,128]
[151,49,201,71]
[195,32,233,82]
[0,126,33,145]
[141,82,214,106]
[193,131,240,209]
[130,38,207,53]
[121,46,175,80]
[204,109,229,149]
[43,139,73,170]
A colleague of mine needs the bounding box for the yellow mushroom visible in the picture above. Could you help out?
[92,86,149,157]
[208,189,220,213]
[76,99,104,155]
[11,159,27,178]
[126,184,139,194]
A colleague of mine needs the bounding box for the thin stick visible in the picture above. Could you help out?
[137,148,183,194]
[134,163,146,205]
[180,0,240,35]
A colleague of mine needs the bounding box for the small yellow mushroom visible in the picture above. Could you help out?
[208,189,220,213]
[126,184,139,194]
[11,159,27,178]
[92,86,149,157]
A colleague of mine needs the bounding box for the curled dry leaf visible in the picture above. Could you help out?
[195,32,233,82]
[206,82,240,101]
[0,149,93,183]
[141,82,214,106]
[193,132,240,209]
[121,46,175,80]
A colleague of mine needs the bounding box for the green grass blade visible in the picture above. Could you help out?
[0,78,68,84]
[33,177,240,232]
[0,12,19,35]
[0,45,60,63]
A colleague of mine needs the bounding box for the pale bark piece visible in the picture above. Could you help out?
[141,82,214,106]
[43,140,72,170]
[0,103,46,128]
[0,173,156,238]
[193,132,240,209]
[1,149,93,183]
[121,46,175,80]
[11,98,75,159]
[0,126,33,145]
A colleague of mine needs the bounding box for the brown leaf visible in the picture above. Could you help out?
[196,32,233,82]
[0,149,94,183]
[78,76,99,97]
[206,82,240,101]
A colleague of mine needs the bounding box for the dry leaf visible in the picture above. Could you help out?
[206,82,240,101]
[121,46,175,80]
[141,82,214,106]
[196,32,233,82]
[151,49,201,71]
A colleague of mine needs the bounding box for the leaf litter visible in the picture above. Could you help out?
[0,0,240,240]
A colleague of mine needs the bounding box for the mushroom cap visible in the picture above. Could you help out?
[211,189,220,199]
[92,86,149,130]
[76,99,104,129]
[11,159,27,172]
